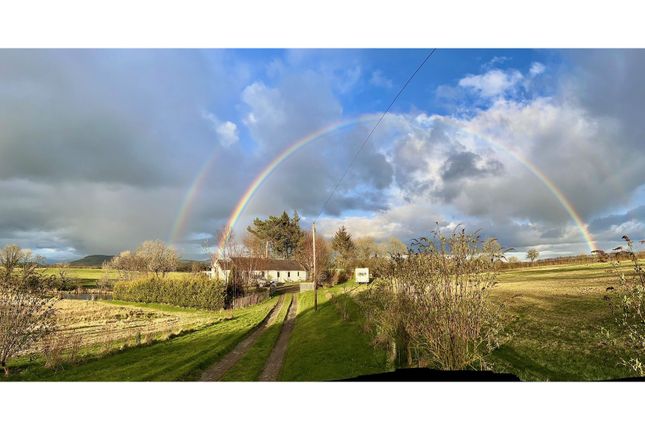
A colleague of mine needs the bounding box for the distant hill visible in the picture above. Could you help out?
[68,255,114,267]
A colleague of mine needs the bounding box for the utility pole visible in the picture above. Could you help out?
[312,222,317,311]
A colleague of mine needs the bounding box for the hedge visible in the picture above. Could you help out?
[113,276,226,310]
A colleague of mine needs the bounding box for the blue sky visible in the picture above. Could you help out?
[1,49,644,261]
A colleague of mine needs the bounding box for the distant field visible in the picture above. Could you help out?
[41,268,192,289]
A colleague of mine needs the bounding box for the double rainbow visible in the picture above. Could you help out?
[171,114,597,255]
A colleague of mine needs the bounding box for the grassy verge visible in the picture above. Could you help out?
[10,297,279,381]
[279,285,389,381]
[220,294,293,381]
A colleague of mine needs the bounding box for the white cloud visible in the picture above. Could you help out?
[458,69,524,98]
[369,69,393,88]
[529,62,546,76]
[215,121,239,147]
[201,111,240,147]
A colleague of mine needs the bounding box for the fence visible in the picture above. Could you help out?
[230,289,270,309]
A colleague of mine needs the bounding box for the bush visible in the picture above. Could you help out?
[113,275,226,310]
[329,269,349,286]
[359,227,508,371]
[605,235,645,376]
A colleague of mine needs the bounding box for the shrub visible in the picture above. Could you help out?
[359,226,508,371]
[0,246,57,376]
[605,235,645,376]
[329,269,349,286]
[113,275,226,310]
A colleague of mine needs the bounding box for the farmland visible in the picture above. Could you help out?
[4,260,643,381]
[41,267,193,289]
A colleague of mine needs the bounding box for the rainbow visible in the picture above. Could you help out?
[216,114,381,254]
[169,148,219,245]
[173,113,597,256]
[444,119,598,251]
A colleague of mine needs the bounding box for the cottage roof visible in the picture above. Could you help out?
[216,257,305,271]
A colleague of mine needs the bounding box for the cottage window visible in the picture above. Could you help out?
[287,271,291,278]
[277,271,280,278]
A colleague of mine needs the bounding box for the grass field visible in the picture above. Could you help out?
[41,267,192,289]
[10,297,278,381]
[489,261,638,380]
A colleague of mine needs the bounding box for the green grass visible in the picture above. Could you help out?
[220,294,293,381]
[10,297,279,381]
[41,267,192,289]
[279,285,389,381]
[488,262,637,380]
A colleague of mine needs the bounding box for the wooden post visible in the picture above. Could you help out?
[312,222,317,311]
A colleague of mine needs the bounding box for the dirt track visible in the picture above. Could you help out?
[258,294,298,381]
[199,297,284,381]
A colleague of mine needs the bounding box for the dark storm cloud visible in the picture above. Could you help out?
[440,150,503,182]
[0,50,219,186]
[0,50,257,257]
[588,205,645,233]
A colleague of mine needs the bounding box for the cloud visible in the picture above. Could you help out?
[202,111,239,147]
[589,205,645,236]
[369,70,393,88]
[0,50,257,258]
[459,69,524,98]
[2,50,645,260]
[241,72,342,150]
[530,62,546,76]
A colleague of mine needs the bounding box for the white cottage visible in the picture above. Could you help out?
[210,257,307,283]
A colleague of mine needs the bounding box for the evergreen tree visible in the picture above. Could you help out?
[247,211,304,259]
[332,225,356,264]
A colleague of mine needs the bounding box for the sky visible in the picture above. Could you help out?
[1,49,644,261]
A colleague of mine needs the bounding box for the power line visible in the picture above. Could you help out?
[313,49,437,223]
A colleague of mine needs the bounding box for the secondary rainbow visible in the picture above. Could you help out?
[169,148,219,245]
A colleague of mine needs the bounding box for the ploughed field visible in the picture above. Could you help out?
[5,260,641,381]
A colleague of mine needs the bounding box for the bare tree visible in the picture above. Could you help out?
[0,244,57,376]
[108,250,145,279]
[136,240,179,277]
[527,248,540,264]
[0,244,24,278]
[109,241,179,278]
[296,231,331,282]
[355,236,380,260]
[382,237,407,256]
[0,244,42,281]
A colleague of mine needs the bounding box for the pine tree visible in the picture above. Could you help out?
[332,225,355,264]
[247,211,304,259]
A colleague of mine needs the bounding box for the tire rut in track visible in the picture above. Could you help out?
[258,294,298,381]
[199,296,284,381]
